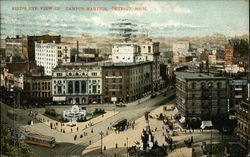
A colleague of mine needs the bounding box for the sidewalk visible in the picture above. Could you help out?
[28,111,118,133]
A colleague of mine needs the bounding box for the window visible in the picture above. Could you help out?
[75,81,79,93]
[58,86,62,94]
[81,81,86,93]
[148,46,151,53]
[93,85,97,93]
[68,81,73,93]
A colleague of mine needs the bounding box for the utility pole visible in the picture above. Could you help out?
[100,131,104,154]
[127,137,129,157]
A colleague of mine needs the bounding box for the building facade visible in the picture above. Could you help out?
[5,36,23,61]
[23,35,61,62]
[102,62,152,103]
[52,63,102,105]
[23,74,52,105]
[175,72,228,122]
[235,100,250,156]
[5,35,61,62]
[35,41,70,75]
[111,39,161,91]
[228,79,248,112]
[112,43,139,63]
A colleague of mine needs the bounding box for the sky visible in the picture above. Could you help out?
[0,0,249,38]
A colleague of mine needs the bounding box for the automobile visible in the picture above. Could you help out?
[150,93,157,99]
[67,123,76,127]
[92,101,97,104]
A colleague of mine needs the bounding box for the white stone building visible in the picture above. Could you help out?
[35,41,70,75]
[52,63,102,104]
[208,54,216,64]
[111,38,161,91]
[112,43,139,63]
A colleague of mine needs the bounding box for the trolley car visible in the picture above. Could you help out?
[25,133,56,148]
[112,118,127,131]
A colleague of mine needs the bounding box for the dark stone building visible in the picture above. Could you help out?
[235,100,250,156]
[175,72,228,123]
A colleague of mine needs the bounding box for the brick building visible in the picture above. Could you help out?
[102,61,152,103]
[175,72,228,123]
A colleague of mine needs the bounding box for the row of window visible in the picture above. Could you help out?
[32,92,51,98]
[191,82,223,89]
[67,72,99,76]
[32,82,51,90]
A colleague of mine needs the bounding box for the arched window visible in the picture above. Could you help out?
[75,81,79,93]
[68,81,73,93]
[75,98,79,104]
[81,81,86,93]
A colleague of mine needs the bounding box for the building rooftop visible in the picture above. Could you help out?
[55,61,152,70]
[175,72,225,80]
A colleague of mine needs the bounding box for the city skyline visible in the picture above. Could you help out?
[1,0,249,38]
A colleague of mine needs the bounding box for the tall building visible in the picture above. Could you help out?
[224,39,249,68]
[52,63,102,105]
[175,72,228,123]
[102,61,152,103]
[5,35,61,62]
[112,43,139,63]
[111,38,161,91]
[5,36,23,61]
[35,41,70,75]
[23,35,61,62]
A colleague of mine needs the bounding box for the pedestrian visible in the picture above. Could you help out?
[89,140,91,144]
[91,128,93,133]
[74,135,77,141]
[77,127,79,131]
[71,128,73,132]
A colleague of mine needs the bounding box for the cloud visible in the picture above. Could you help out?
[149,20,200,29]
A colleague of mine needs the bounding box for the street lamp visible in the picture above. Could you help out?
[126,137,128,157]
[100,131,104,154]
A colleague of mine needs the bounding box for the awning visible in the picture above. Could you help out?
[179,117,186,123]
[200,121,213,129]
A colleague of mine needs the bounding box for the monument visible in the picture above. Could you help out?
[128,112,167,156]
[63,105,92,122]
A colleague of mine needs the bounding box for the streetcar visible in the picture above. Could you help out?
[25,133,56,148]
[112,118,127,131]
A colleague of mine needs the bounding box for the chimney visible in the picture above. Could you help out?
[76,40,79,62]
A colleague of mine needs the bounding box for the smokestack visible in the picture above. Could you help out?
[75,40,79,62]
